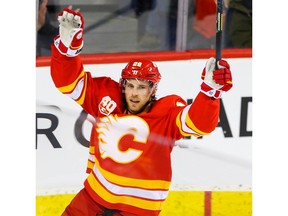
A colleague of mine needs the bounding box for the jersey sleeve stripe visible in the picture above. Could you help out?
[86,146,96,173]
[74,75,87,105]
[57,69,85,93]
[176,105,208,136]
[185,111,209,136]
[56,69,87,105]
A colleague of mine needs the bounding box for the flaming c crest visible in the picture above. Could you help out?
[96,115,150,163]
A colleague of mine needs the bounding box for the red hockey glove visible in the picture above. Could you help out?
[54,7,84,57]
[200,57,233,99]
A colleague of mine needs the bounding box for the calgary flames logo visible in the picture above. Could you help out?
[96,115,150,163]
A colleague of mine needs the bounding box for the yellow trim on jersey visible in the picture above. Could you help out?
[87,146,96,170]
[87,174,165,211]
[176,112,193,136]
[89,146,95,154]
[176,111,208,137]
[185,113,209,136]
[87,160,94,170]
[94,158,171,190]
[57,69,85,93]
[75,74,87,105]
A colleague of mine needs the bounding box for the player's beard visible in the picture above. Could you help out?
[126,97,152,114]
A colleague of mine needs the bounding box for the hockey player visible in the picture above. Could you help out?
[50,7,233,216]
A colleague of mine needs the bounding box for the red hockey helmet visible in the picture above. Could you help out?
[120,59,161,87]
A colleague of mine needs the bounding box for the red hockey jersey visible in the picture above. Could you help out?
[50,45,220,215]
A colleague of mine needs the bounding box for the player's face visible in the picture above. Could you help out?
[124,79,154,114]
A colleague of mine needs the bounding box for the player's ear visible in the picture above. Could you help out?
[150,88,156,98]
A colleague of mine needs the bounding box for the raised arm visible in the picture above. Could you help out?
[50,7,97,112]
[177,58,233,137]
[50,7,85,87]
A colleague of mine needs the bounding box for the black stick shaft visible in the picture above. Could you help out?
[216,0,224,67]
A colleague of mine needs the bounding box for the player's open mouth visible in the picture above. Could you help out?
[130,99,139,104]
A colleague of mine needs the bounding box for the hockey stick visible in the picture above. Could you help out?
[215,0,224,68]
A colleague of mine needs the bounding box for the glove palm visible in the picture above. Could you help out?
[54,8,84,57]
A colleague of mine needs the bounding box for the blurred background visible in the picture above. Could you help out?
[36,0,252,56]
